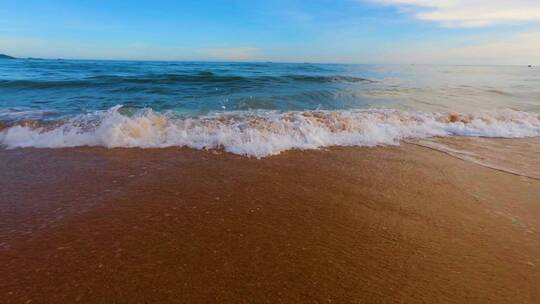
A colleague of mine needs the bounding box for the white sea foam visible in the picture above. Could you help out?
[0,105,539,157]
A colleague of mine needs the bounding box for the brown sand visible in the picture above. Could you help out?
[412,137,540,180]
[1,144,539,303]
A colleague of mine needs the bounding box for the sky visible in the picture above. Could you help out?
[1,0,540,64]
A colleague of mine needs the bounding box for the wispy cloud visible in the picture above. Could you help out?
[197,47,260,61]
[369,0,540,27]
[373,31,540,65]
[447,31,540,64]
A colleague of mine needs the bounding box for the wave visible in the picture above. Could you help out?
[0,106,539,157]
[0,74,375,89]
[0,74,245,89]
[0,109,53,119]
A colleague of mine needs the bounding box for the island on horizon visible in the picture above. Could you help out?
[0,53,16,59]
[1,1,540,303]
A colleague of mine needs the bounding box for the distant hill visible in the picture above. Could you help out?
[0,54,16,59]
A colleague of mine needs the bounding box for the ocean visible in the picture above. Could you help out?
[0,59,539,157]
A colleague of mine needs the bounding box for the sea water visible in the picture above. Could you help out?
[0,60,539,157]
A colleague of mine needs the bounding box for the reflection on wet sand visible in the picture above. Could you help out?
[412,137,540,179]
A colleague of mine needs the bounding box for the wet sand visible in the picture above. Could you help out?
[1,144,539,303]
[412,137,540,180]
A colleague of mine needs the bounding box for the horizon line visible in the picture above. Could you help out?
[1,54,535,68]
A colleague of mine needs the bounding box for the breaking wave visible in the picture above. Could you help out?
[0,106,539,157]
[0,74,374,90]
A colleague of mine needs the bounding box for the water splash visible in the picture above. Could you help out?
[1,106,539,157]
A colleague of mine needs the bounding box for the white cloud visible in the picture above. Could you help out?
[373,31,540,65]
[197,47,260,61]
[447,31,540,64]
[371,0,540,27]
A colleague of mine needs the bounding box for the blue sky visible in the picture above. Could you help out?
[1,0,540,64]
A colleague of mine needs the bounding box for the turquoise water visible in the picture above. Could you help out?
[1,60,539,119]
[0,59,539,156]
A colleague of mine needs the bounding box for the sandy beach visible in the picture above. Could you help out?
[3,0,540,302]
[1,142,539,303]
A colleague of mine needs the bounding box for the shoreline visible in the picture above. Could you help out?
[407,137,540,180]
[1,144,539,303]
